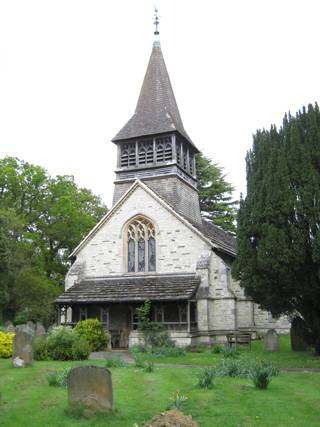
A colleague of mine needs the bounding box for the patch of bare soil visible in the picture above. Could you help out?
[143,409,199,427]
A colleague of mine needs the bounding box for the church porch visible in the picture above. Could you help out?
[56,301,198,349]
[55,274,200,348]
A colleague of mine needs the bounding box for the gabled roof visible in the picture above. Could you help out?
[56,274,200,304]
[69,179,236,259]
[196,219,236,257]
[112,41,196,148]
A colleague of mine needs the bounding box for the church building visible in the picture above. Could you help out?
[56,23,289,348]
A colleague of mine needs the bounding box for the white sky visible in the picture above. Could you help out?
[1,0,319,207]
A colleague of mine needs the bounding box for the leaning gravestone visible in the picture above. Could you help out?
[35,322,46,337]
[12,326,33,367]
[290,317,308,351]
[68,366,113,411]
[264,329,279,352]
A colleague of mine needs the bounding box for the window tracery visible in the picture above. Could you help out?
[126,217,156,272]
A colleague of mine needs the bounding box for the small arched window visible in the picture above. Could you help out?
[126,216,156,273]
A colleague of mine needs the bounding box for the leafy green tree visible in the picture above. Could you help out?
[196,152,238,233]
[0,157,107,324]
[232,103,320,353]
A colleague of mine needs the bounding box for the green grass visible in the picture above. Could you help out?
[1,358,320,426]
[137,335,320,368]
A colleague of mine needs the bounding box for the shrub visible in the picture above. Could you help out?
[211,344,223,354]
[249,365,272,389]
[34,326,91,361]
[133,353,146,368]
[105,356,126,368]
[33,336,49,361]
[144,361,155,373]
[74,319,110,352]
[220,346,240,358]
[0,331,15,358]
[46,326,76,360]
[71,338,91,360]
[197,367,215,389]
[46,368,71,387]
[130,344,147,354]
[215,358,250,378]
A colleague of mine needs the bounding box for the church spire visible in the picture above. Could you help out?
[112,19,195,148]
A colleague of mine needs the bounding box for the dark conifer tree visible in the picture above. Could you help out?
[232,103,320,353]
[196,152,238,233]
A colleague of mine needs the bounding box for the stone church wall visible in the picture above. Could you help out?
[66,185,210,289]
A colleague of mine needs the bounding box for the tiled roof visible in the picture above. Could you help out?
[56,274,200,304]
[112,42,196,148]
[197,219,236,257]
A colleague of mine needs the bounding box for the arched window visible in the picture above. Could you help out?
[126,216,156,273]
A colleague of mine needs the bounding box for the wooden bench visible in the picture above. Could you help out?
[226,332,252,350]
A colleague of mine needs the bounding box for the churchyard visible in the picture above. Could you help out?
[1,326,320,427]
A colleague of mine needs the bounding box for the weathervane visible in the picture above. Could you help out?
[153,7,160,36]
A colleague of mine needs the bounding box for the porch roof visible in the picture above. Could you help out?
[56,274,200,304]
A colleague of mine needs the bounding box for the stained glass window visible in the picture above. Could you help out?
[138,239,145,272]
[148,237,156,271]
[126,216,156,273]
[128,238,135,272]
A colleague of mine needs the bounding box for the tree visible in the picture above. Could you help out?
[196,152,238,233]
[0,157,107,324]
[232,103,320,353]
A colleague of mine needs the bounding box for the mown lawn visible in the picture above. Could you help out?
[137,335,320,368]
[0,357,320,427]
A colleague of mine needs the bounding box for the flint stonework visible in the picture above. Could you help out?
[12,328,33,367]
[68,366,113,411]
[264,329,279,352]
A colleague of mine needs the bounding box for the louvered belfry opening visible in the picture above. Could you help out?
[117,134,196,177]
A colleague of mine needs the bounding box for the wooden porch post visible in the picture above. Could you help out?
[187,301,191,333]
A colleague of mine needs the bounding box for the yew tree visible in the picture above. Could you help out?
[196,152,238,233]
[232,104,320,353]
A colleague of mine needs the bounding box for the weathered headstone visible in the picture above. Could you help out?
[68,366,113,411]
[290,317,308,351]
[35,322,46,337]
[4,321,15,333]
[12,327,33,367]
[264,329,279,352]
[26,321,36,334]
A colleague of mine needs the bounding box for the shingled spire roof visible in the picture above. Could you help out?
[112,41,195,148]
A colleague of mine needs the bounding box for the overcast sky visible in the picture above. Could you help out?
[1,0,319,207]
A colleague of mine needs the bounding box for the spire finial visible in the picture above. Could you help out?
[153,7,160,36]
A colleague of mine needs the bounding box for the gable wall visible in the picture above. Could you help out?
[66,186,210,289]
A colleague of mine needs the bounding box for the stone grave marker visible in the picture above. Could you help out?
[12,326,33,367]
[35,322,46,337]
[264,329,279,352]
[68,366,113,411]
[4,321,15,333]
[290,317,308,351]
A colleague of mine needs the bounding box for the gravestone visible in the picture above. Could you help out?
[68,366,113,411]
[26,321,36,334]
[35,322,46,337]
[290,317,308,351]
[12,327,33,367]
[4,321,15,333]
[264,329,279,352]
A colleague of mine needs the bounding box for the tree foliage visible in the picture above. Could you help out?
[0,157,107,325]
[232,103,320,353]
[196,152,238,233]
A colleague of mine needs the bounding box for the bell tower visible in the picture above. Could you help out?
[112,13,202,226]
